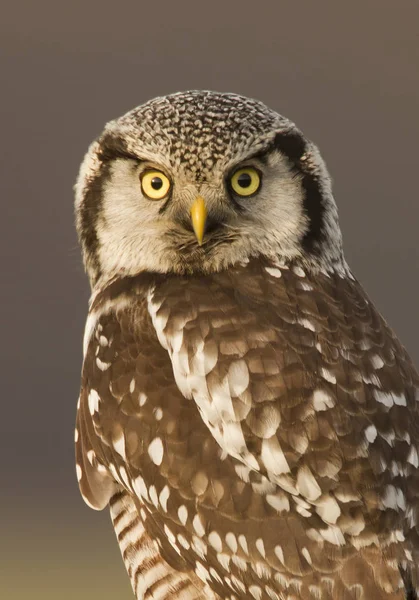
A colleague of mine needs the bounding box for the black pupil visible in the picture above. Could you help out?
[237,172,252,188]
[151,177,163,190]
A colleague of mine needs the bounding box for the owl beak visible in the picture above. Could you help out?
[190,196,207,245]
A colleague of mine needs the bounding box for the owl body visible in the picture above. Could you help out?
[75,92,419,599]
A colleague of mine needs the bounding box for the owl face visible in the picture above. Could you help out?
[75,91,344,287]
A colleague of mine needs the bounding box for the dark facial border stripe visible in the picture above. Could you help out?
[78,160,111,285]
[78,134,141,285]
[274,131,325,253]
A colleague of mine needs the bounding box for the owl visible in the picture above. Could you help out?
[74,91,419,600]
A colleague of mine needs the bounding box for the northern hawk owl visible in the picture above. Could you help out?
[74,91,419,600]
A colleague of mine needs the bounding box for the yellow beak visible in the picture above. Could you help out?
[190,196,207,245]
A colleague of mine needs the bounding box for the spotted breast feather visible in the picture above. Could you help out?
[76,259,419,600]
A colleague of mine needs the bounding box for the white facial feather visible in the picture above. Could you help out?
[95,151,312,285]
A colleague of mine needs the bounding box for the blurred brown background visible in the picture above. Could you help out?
[1,1,418,598]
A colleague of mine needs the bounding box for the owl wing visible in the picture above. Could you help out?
[75,278,221,600]
[148,260,419,550]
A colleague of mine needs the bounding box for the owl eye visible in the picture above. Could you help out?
[230,167,261,197]
[141,170,171,200]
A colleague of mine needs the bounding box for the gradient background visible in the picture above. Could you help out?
[2,1,418,598]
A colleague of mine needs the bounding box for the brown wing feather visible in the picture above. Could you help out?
[76,286,221,599]
[76,260,419,599]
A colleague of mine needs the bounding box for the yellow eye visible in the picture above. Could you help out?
[230,167,261,197]
[141,170,171,200]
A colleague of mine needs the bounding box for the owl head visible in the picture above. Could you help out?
[75,91,344,288]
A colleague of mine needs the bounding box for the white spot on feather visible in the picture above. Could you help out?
[265,267,282,278]
[235,464,251,482]
[210,567,223,584]
[88,389,100,415]
[319,526,345,546]
[405,549,413,561]
[178,505,188,525]
[76,464,82,481]
[163,524,176,544]
[394,393,407,406]
[382,485,406,510]
[92,460,106,478]
[274,545,284,564]
[252,562,272,579]
[208,531,223,552]
[302,547,312,565]
[159,485,170,511]
[395,530,405,542]
[312,389,335,411]
[231,574,246,593]
[265,585,280,600]
[374,391,394,407]
[315,495,341,524]
[193,514,206,537]
[365,424,377,443]
[139,392,147,406]
[297,466,322,501]
[108,462,120,484]
[320,368,336,384]
[232,555,247,571]
[148,437,164,465]
[83,313,98,356]
[74,428,79,442]
[195,561,211,583]
[252,477,276,495]
[177,534,190,549]
[112,429,126,460]
[375,390,406,406]
[96,357,111,371]
[261,436,290,474]
[149,485,158,507]
[227,360,249,396]
[266,492,290,512]
[256,538,266,558]
[292,266,306,277]
[238,534,249,555]
[133,475,149,502]
[193,338,218,376]
[249,585,263,600]
[192,536,207,558]
[86,449,95,465]
[407,446,419,467]
[362,372,382,386]
[147,290,169,350]
[217,552,231,571]
[298,318,316,332]
[370,354,385,369]
[242,451,259,471]
[119,466,130,489]
[225,532,238,553]
[295,505,312,517]
[154,407,163,420]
